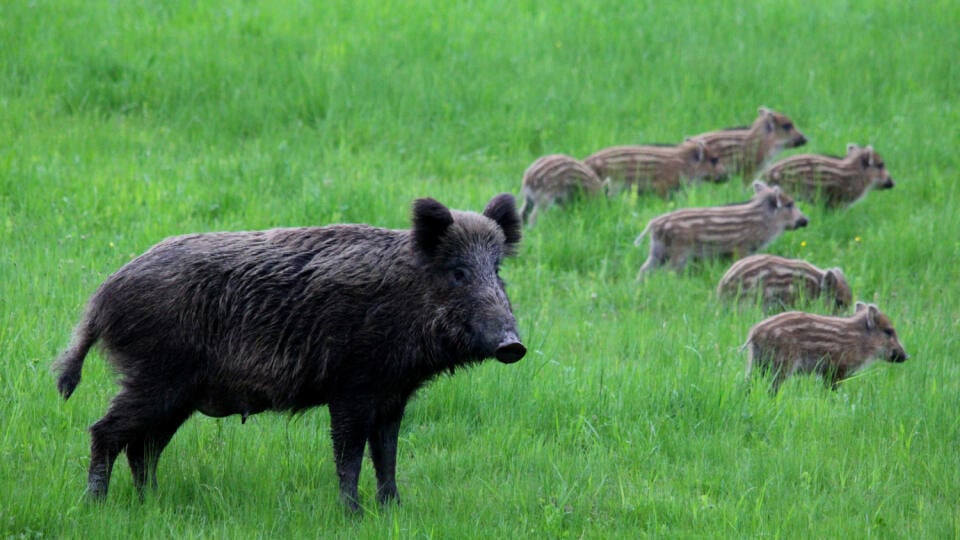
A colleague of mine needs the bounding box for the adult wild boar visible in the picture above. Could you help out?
[54,193,527,511]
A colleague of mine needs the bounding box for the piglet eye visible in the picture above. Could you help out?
[782,122,793,131]
[877,162,885,170]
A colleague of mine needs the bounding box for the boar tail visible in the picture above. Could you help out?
[633,223,652,247]
[53,317,99,400]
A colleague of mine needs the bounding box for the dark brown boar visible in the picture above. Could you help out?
[53,193,526,512]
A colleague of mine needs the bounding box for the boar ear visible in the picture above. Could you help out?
[752,180,770,194]
[412,197,454,257]
[864,304,880,330]
[822,269,840,290]
[855,301,868,313]
[762,185,783,209]
[759,107,775,133]
[846,143,859,156]
[483,193,522,251]
[684,137,705,162]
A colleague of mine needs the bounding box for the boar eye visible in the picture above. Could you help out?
[451,267,468,285]
[710,157,719,165]
[883,328,895,337]
[876,162,885,170]
[782,122,793,131]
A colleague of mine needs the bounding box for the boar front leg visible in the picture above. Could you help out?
[329,400,374,513]
[369,398,407,505]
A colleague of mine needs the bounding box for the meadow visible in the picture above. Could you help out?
[1,0,958,537]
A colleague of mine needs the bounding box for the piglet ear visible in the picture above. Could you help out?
[759,107,775,133]
[866,304,880,330]
[483,193,522,253]
[752,180,770,194]
[822,269,839,290]
[855,301,879,329]
[412,197,454,257]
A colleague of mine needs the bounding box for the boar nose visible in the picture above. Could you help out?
[795,135,808,147]
[795,217,809,228]
[892,349,909,363]
[495,332,526,364]
[882,178,895,189]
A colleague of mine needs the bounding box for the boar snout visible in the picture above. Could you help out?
[793,135,808,147]
[794,216,809,229]
[881,177,895,189]
[495,332,526,364]
[891,348,909,363]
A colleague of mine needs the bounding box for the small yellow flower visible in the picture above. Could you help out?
[854,236,862,243]
[800,241,807,247]
[109,241,115,248]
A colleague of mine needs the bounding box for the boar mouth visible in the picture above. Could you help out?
[495,341,527,364]
[791,136,808,148]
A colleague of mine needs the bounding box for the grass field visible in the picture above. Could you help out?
[2,0,958,537]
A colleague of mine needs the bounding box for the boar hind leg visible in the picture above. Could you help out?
[88,385,194,500]
[125,407,194,498]
[369,401,407,505]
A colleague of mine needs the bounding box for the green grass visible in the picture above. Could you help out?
[2,0,958,537]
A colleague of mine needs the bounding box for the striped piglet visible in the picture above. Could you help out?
[743,302,909,394]
[584,137,727,199]
[634,181,808,279]
[692,107,807,183]
[519,154,603,226]
[717,254,853,312]
[761,144,894,208]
